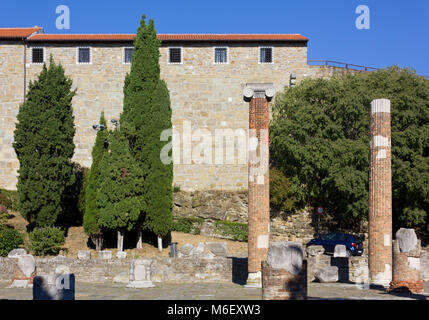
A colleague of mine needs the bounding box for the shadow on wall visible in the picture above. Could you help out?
[330,257,350,283]
[231,257,248,285]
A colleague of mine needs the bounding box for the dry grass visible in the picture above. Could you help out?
[5,211,248,258]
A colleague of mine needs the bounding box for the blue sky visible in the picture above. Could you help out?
[1,0,428,76]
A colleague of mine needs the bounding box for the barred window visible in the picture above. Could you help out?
[259,47,273,63]
[124,48,133,64]
[168,47,182,64]
[31,48,44,64]
[214,47,227,64]
[78,47,91,64]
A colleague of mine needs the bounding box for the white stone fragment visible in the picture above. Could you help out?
[408,257,420,271]
[257,235,269,249]
[257,175,264,185]
[373,135,389,147]
[384,234,390,246]
[376,149,387,159]
[18,254,35,278]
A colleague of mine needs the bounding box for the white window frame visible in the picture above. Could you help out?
[123,47,134,65]
[76,46,92,65]
[30,47,45,65]
[213,46,228,64]
[258,46,274,64]
[167,46,183,64]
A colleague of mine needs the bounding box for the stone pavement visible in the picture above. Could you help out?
[0,281,428,300]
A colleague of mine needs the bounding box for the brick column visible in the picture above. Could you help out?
[389,228,424,294]
[368,99,392,287]
[243,83,274,287]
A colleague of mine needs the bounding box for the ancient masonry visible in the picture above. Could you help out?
[243,83,273,287]
[389,228,424,294]
[368,98,392,287]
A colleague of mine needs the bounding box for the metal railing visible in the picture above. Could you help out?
[308,60,428,79]
[308,60,378,72]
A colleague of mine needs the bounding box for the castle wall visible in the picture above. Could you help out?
[1,40,311,191]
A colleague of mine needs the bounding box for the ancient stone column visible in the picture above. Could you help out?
[368,98,392,287]
[261,242,307,300]
[243,83,274,287]
[389,228,424,294]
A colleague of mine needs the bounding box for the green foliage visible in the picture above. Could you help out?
[271,67,429,229]
[84,112,109,236]
[171,217,203,235]
[59,164,90,227]
[29,226,65,256]
[270,167,299,213]
[215,221,248,242]
[96,130,144,232]
[0,189,19,211]
[13,57,76,228]
[120,16,173,238]
[0,226,24,257]
[399,207,427,228]
[173,185,181,193]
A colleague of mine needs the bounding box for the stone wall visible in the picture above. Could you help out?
[0,38,362,192]
[0,242,246,284]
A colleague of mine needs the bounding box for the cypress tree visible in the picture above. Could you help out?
[13,57,76,228]
[83,112,108,251]
[96,130,144,251]
[120,16,173,251]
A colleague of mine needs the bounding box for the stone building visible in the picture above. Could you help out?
[0,25,350,192]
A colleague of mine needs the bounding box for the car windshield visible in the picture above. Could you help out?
[321,233,337,240]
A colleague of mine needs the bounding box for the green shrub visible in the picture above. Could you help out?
[0,189,19,211]
[29,227,65,256]
[215,221,248,242]
[171,217,202,235]
[0,226,24,257]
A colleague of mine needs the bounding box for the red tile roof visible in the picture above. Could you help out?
[0,27,42,39]
[28,33,308,42]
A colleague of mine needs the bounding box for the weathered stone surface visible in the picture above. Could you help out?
[306,245,325,257]
[98,250,112,260]
[8,248,27,258]
[77,250,91,260]
[396,228,418,253]
[18,254,36,278]
[33,274,75,300]
[116,251,127,259]
[10,279,30,288]
[266,242,303,275]
[314,266,339,283]
[205,242,228,257]
[55,265,70,274]
[333,245,348,258]
[178,243,194,256]
[113,271,129,283]
[127,259,154,288]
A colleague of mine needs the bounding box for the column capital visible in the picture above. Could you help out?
[243,83,275,100]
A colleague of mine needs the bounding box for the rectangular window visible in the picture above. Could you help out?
[31,47,44,64]
[124,47,133,64]
[168,47,182,64]
[77,47,91,64]
[259,47,273,64]
[214,47,228,64]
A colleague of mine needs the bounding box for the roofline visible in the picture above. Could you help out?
[25,33,309,42]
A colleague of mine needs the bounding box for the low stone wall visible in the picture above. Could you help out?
[421,247,429,281]
[0,242,248,284]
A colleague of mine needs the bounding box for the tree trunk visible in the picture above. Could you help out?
[117,230,124,252]
[157,235,163,252]
[92,234,103,252]
[136,227,142,249]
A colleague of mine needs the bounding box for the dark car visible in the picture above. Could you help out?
[306,232,363,256]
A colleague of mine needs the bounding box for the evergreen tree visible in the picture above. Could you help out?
[83,112,108,251]
[120,16,173,251]
[96,130,144,251]
[13,57,76,228]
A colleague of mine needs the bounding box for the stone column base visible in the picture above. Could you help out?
[127,281,155,288]
[245,272,262,288]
